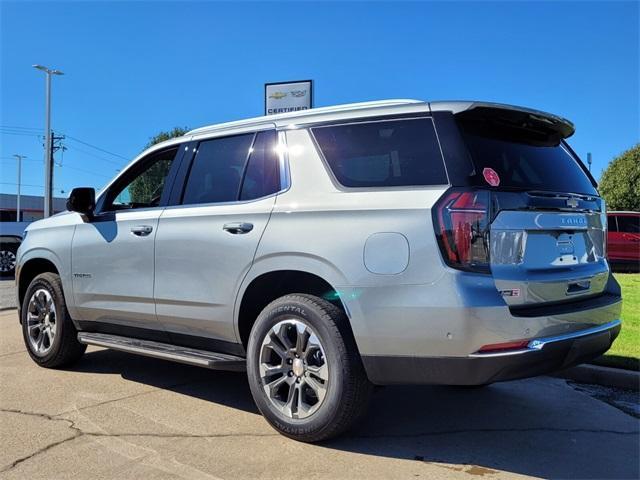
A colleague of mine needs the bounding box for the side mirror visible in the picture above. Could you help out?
[67,187,95,216]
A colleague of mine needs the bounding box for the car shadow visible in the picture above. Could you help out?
[73,349,639,479]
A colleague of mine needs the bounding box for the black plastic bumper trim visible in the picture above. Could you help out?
[362,322,621,386]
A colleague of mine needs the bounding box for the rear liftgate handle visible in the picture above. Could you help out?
[223,222,254,234]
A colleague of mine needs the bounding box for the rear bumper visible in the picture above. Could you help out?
[362,319,621,385]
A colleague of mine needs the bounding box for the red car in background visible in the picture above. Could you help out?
[607,211,640,272]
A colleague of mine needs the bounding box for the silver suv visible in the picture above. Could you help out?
[16,100,622,441]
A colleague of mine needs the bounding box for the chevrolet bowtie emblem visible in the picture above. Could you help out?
[566,197,579,208]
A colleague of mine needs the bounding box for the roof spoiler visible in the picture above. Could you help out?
[451,102,575,146]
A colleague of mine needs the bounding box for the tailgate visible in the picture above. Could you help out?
[491,209,609,306]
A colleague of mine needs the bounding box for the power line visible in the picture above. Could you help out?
[0,125,42,131]
[0,130,42,138]
[1,127,130,161]
[63,144,124,167]
[57,164,113,179]
[65,135,129,160]
[0,181,44,188]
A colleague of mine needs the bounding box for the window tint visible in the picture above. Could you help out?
[617,215,640,233]
[607,215,618,232]
[182,134,254,205]
[240,130,280,200]
[458,121,597,195]
[107,147,177,211]
[312,118,448,188]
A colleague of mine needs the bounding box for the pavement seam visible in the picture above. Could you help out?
[0,350,24,358]
[2,406,638,474]
[52,378,217,417]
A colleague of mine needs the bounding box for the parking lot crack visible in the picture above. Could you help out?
[0,408,84,473]
[0,407,277,473]
[85,431,279,439]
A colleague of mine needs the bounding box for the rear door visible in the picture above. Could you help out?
[615,214,640,261]
[450,106,608,307]
[154,128,283,346]
[607,214,623,261]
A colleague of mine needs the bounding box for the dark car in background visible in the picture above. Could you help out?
[607,211,640,272]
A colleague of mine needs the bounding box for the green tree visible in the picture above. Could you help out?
[599,144,640,211]
[129,127,189,204]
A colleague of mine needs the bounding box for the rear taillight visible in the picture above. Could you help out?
[433,188,490,272]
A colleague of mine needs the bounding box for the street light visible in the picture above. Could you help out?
[32,64,64,217]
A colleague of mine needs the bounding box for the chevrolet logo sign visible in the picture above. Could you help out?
[269,92,287,100]
[566,197,579,208]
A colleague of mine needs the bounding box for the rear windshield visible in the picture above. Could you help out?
[311,118,448,188]
[459,129,597,195]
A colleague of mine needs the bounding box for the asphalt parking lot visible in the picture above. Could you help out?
[0,279,15,310]
[1,308,639,480]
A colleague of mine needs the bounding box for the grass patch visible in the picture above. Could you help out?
[591,273,640,370]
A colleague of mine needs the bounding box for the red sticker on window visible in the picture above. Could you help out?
[483,168,500,187]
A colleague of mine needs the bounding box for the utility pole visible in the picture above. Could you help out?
[33,64,64,217]
[13,155,26,222]
[587,152,592,172]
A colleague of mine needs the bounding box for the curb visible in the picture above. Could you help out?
[553,364,640,391]
[0,307,17,312]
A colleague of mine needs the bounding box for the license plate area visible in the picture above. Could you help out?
[490,210,608,306]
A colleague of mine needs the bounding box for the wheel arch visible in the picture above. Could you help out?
[235,269,357,353]
[17,254,62,320]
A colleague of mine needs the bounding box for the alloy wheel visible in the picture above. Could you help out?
[259,319,329,419]
[26,289,57,356]
[0,249,16,273]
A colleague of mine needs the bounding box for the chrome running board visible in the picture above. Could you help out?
[77,332,246,371]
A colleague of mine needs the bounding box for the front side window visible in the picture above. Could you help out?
[607,215,618,232]
[311,118,448,188]
[105,147,178,211]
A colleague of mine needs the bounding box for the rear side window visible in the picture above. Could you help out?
[617,215,640,233]
[311,118,448,188]
[182,134,254,205]
[240,130,280,200]
[607,215,618,232]
[458,121,597,195]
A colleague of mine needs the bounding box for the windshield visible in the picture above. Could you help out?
[460,129,597,196]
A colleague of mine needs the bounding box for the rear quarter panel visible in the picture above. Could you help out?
[246,128,449,353]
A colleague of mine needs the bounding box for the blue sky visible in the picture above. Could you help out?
[1,0,638,198]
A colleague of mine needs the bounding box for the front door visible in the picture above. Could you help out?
[154,129,282,347]
[72,145,181,332]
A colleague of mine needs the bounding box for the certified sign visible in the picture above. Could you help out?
[265,80,313,115]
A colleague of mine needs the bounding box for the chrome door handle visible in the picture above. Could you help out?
[223,222,254,234]
[131,225,153,236]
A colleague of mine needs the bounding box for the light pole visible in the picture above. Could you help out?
[33,64,64,217]
[13,155,26,222]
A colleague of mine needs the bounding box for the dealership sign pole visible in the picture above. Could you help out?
[265,80,313,115]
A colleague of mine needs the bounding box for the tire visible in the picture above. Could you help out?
[21,272,86,368]
[0,243,18,277]
[247,294,372,442]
